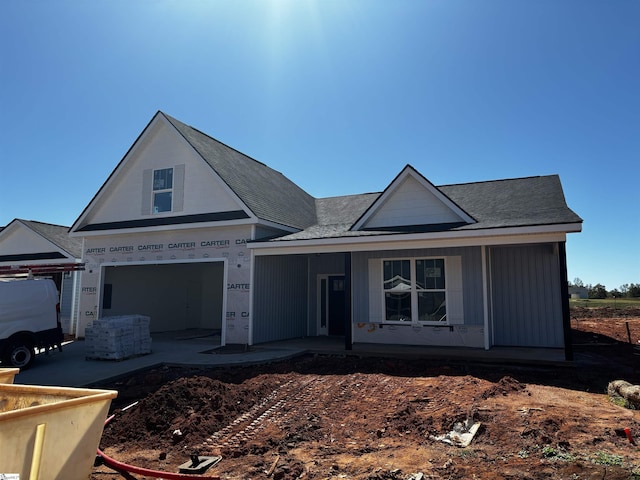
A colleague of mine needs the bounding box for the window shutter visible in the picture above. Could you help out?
[141,169,152,215]
[368,258,383,322]
[447,256,464,325]
[173,164,185,212]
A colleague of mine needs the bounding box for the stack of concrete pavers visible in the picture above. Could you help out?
[85,315,151,360]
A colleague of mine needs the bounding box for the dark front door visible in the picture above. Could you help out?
[328,275,345,335]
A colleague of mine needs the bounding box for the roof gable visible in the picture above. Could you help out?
[71,113,255,233]
[71,112,316,234]
[0,219,81,263]
[351,165,475,231]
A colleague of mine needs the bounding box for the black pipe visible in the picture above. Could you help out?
[344,252,352,351]
[558,241,573,361]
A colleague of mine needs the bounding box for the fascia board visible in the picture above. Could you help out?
[0,220,20,240]
[69,217,256,237]
[249,223,581,256]
[254,219,299,234]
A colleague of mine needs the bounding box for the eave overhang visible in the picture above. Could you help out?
[70,214,255,237]
[249,222,582,256]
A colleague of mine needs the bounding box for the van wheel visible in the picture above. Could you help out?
[4,342,35,369]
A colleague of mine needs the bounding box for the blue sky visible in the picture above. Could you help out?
[1,0,638,290]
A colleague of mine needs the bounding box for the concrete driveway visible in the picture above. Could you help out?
[11,331,306,388]
[9,330,569,388]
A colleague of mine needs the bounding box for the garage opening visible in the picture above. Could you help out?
[100,261,224,334]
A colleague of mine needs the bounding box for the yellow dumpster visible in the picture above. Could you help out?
[0,383,117,480]
[0,368,19,384]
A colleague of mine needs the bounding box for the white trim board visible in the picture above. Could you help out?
[250,227,578,256]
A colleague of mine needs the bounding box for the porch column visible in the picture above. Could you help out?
[344,252,352,351]
[558,241,573,361]
[481,245,490,350]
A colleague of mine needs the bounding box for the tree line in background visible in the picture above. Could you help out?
[570,278,640,299]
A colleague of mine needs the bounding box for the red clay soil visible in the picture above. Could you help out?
[92,308,640,480]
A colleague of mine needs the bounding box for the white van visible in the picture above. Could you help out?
[0,278,63,369]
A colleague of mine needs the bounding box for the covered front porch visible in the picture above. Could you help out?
[258,335,569,366]
[251,252,350,344]
[250,236,574,362]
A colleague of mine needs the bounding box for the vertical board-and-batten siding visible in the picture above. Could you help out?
[59,271,76,334]
[253,255,309,343]
[490,244,563,348]
[352,246,484,326]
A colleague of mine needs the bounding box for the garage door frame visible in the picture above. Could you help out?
[97,256,228,345]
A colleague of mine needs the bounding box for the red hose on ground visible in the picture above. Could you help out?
[97,410,220,479]
[96,447,218,480]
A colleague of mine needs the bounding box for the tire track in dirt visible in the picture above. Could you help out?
[200,376,326,452]
[199,373,417,454]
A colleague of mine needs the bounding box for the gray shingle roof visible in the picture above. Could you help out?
[440,174,582,229]
[20,220,83,258]
[270,174,582,242]
[70,112,580,242]
[315,193,379,225]
[164,113,317,230]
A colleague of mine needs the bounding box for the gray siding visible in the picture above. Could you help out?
[490,244,563,347]
[352,246,484,326]
[253,255,309,343]
[59,271,75,334]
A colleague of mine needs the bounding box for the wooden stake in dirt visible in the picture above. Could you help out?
[266,455,280,476]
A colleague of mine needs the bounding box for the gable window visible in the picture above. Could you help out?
[383,257,447,323]
[153,168,173,213]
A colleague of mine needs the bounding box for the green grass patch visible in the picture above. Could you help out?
[570,298,640,309]
[591,451,623,467]
[541,445,575,461]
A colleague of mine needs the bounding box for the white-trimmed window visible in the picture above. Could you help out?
[141,165,185,216]
[369,256,463,325]
[383,257,447,323]
[153,168,173,213]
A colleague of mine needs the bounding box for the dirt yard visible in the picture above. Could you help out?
[92,307,640,480]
